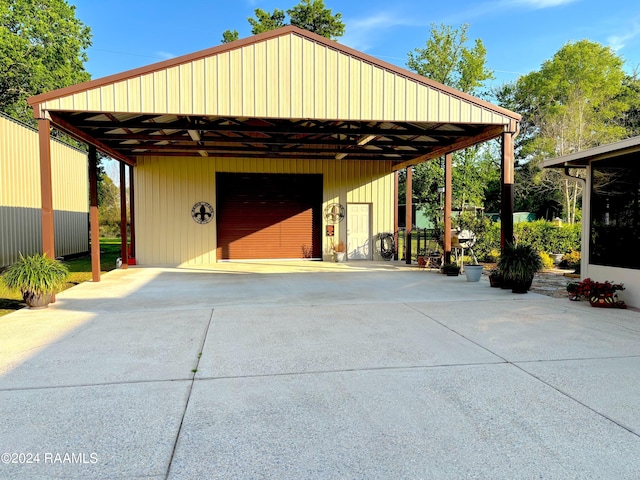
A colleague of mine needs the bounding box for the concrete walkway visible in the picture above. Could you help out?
[1,262,640,479]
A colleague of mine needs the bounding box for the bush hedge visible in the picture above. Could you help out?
[456,213,581,262]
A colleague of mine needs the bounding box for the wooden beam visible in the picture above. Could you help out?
[501,131,515,249]
[88,146,101,282]
[129,165,136,261]
[73,117,479,139]
[111,143,421,157]
[119,162,129,267]
[49,112,136,167]
[392,125,505,171]
[132,151,400,161]
[394,170,399,261]
[38,118,55,259]
[444,154,452,264]
[95,132,441,148]
[405,167,412,265]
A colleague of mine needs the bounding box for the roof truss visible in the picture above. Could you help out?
[51,111,505,165]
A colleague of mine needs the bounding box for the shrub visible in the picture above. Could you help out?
[539,251,555,270]
[561,249,581,268]
[497,243,543,284]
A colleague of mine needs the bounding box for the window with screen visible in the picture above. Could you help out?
[590,154,640,269]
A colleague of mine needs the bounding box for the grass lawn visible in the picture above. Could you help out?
[0,238,123,317]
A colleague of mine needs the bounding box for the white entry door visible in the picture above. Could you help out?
[347,203,371,260]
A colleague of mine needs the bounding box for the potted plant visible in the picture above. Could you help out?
[442,262,460,276]
[497,243,542,294]
[566,278,626,308]
[488,268,503,288]
[1,253,69,309]
[332,240,346,262]
[463,264,484,282]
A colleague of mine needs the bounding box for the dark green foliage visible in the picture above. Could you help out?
[287,0,344,39]
[221,29,239,43]
[0,0,91,123]
[497,243,543,285]
[248,8,287,35]
[242,0,344,39]
[455,213,581,262]
[514,220,581,254]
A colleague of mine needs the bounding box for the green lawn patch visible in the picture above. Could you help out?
[0,238,123,317]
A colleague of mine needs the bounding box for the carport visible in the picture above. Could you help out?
[28,26,520,278]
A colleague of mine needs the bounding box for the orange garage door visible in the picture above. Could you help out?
[216,173,322,260]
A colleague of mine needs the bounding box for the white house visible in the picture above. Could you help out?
[544,136,640,308]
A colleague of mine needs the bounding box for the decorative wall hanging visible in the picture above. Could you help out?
[191,202,214,224]
[323,203,345,224]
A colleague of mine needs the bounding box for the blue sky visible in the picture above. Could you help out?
[72,0,640,89]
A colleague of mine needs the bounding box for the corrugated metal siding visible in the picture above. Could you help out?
[0,114,89,266]
[134,156,395,266]
[40,33,512,125]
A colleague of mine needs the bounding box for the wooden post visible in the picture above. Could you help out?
[128,165,136,261]
[119,161,129,268]
[38,118,55,259]
[444,153,452,264]
[393,170,399,260]
[405,166,413,264]
[501,132,515,249]
[88,146,101,282]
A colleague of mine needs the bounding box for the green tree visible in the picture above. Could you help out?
[248,8,287,35]
[0,0,91,123]
[404,24,496,223]
[615,70,640,137]
[496,40,632,223]
[407,23,493,94]
[287,0,344,39]
[97,174,121,237]
[221,29,239,44]
[223,0,345,42]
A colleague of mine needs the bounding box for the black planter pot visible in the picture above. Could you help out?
[500,278,513,290]
[511,277,534,294]
[443,267,460,276]
[489,273,503,288]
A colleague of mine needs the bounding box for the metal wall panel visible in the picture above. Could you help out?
[0,114,89,266]
[39,32,514,126]
[254,43,267,118]
[266,39,280,118]
[134,155,394,266]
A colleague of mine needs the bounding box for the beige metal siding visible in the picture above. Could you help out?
[134,156,395,266]
[0,114,89,266]
[39,33,513,125]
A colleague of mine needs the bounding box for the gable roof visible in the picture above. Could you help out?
[28,26,520,168]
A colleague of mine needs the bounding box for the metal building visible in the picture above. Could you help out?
[27,26,521,274]
[0,113,88,267]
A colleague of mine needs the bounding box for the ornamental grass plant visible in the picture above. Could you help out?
[1,253,69,302]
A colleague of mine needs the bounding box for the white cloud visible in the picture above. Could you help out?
[155,51,177,60]
[341,11,427,52]
[509,0,578,7]
[340,0,580,55]
[608,21,640,51]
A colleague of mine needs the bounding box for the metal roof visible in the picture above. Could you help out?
[28,26,521,169]
[543,136,640,168]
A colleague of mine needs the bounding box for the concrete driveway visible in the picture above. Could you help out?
[1,262,640,479]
